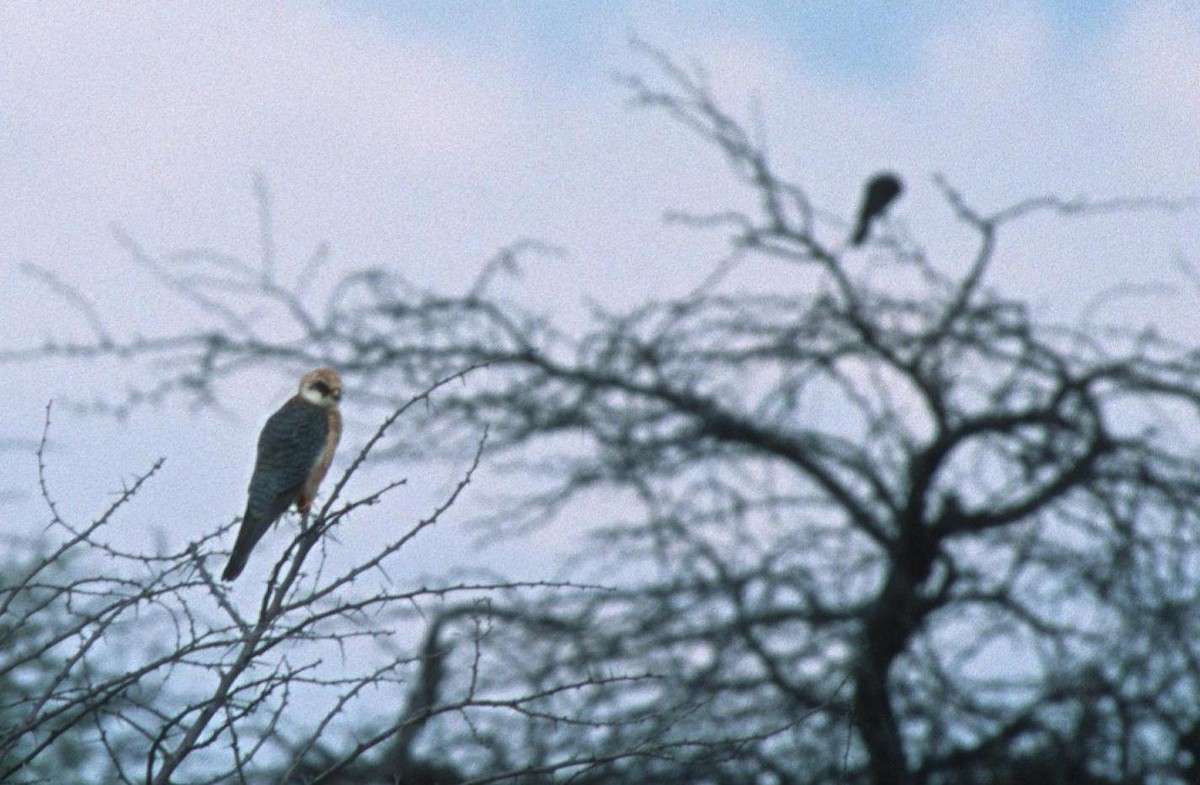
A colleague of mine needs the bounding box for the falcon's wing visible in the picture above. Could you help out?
[245,397,330,525]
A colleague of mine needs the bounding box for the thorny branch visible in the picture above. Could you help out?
[5,44,1200,785]
[1,386,630,785]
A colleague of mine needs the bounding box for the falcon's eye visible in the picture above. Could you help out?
[311,380,333,396]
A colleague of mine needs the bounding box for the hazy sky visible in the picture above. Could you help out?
[1,2,1197,584]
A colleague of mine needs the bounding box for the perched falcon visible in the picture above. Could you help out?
[850,172,903,246]
[222,368,343,582]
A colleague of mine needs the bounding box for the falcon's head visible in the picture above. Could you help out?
[298,368,343,408]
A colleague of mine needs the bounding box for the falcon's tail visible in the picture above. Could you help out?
[222,512,269,582]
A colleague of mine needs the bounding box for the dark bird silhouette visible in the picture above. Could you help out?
[851,172,903,246]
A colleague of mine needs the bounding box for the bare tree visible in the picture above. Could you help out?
[0,387,649,784]
[7,46,1200,784]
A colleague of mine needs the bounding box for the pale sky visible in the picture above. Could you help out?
[1,2,1198,584]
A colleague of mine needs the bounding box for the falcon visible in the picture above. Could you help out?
[850,172,903,246]
[222,368,343,581]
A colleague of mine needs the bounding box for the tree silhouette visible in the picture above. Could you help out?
[0,394,648,784]
[6,45,1200,784]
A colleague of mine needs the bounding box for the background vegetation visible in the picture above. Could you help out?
[4,50,1200,785]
